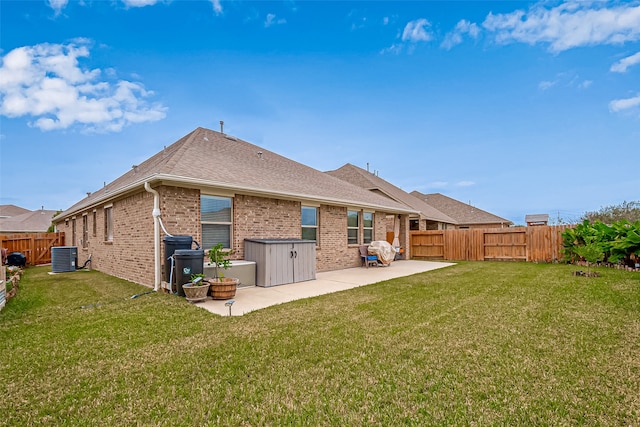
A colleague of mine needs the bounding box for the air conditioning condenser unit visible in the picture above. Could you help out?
[51,246,78,273]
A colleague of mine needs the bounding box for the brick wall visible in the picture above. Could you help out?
[233,195,300,259]
[317,204,357,270]
[158,186,201,239]
[56,190,156,286]
[57,185,405,286]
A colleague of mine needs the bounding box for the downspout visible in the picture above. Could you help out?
[144,182,162,292]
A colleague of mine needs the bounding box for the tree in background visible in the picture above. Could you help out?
[581,201,640,224]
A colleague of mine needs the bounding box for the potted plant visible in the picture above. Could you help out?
[182,273,210,302]
[206,243,239,300]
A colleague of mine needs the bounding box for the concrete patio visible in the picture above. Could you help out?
[194,260,455,316]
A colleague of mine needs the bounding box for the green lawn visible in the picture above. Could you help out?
[1,262,639,426]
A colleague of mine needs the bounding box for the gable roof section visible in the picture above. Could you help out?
[326,164,457,224]
[525,214,549,224]
[60,128,418,218]
[0,204,31,218]
[0,209,58,232]
[410,191,512,226]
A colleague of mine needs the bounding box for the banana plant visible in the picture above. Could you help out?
[562,219,640,266]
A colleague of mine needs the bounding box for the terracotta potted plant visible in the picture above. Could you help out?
[206,243,239,300]
[182,273,210,302]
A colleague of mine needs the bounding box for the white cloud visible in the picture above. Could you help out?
[47,0,68,14]
[265,13,286,28]
[456,181,475,187]
[539,80,558,90]
[482,2,640,52]
[210,0,223,15]
[380,44,403,55]
[610,51,640,72]
[0,41,167,133]
[579,80,593,89]
[381,18,433,55]
[428,181,448,189]
[538,71,593,91]
[402,19,433,43]
[609,93,640,112]
[121,0,160,7]
[441,19,481,50]
[48,0,164,11]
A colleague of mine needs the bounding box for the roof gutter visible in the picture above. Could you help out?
[153,174,420,215]
[58,172,420,221]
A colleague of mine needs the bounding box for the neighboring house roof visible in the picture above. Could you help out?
[525,214,549,224]
[0,204,31,218]
[410,191,513,226]
[0,209,58,232]
[59,127,419,218]
[326,164,457,224]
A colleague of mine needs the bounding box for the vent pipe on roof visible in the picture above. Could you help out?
[220,120,224,134]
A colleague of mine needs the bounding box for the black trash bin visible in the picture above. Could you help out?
[173,249,205,297]
[163,235,193,291]
[7,252,27,267]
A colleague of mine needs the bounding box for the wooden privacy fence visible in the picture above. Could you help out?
[410,226,571,262]
[1,232,65,266]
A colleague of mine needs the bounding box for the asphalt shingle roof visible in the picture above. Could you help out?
[0,209,58,232]
[60,128,418,217]
[410,191,512,226]
[326,164,457,224]
[0,205,30,218]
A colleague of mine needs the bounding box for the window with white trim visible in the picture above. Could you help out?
[104,206,113,242]
[301,206,318,242]
[363,211,374,244]
[82,214,89,249]
[72,218,77,246]
[201,195,232,249]
[347,210,359,245]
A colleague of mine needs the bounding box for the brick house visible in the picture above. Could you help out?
[410,191,512,229]
[326,164,457,231]
[55,127,418,289]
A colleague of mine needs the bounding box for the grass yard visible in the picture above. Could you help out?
[1,262,639,426]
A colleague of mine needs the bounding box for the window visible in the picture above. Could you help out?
[72,218,77,246]
[201,195,232,249]
[301,206,318,242]
[347,210,359,245]
[92,211,97,237]
[82,215,88,249]
[363,212,374,244]
[104,206,113,241]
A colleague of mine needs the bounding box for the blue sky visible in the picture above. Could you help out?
[1,1,639,225]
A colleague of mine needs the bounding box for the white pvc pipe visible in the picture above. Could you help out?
[158,216,173,237]
[144,182,161,292]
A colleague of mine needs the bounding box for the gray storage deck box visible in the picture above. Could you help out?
[244,239,316,287]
